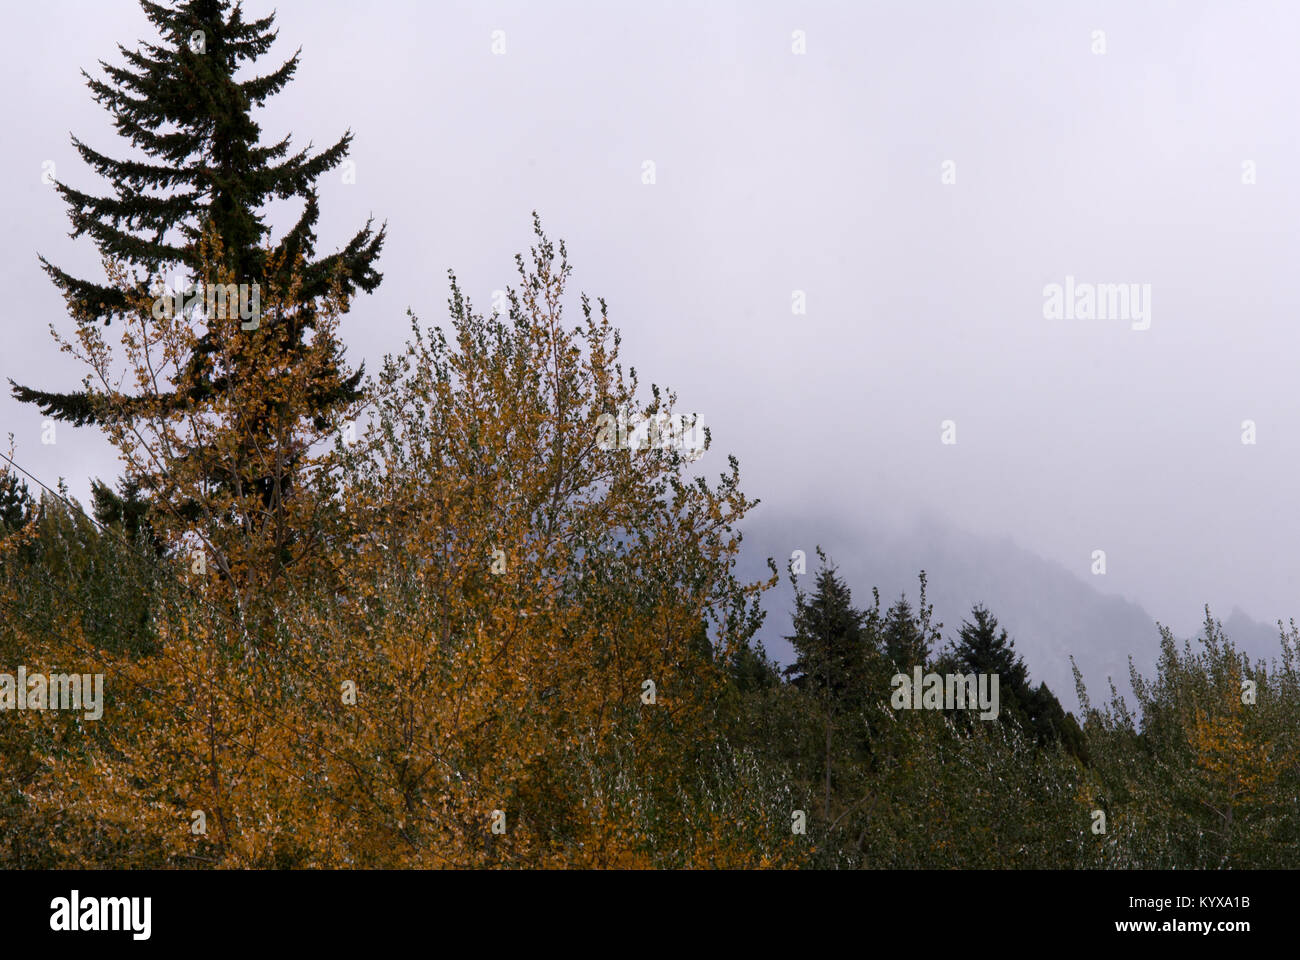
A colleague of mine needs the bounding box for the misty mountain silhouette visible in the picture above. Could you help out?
[736,510,1285,714]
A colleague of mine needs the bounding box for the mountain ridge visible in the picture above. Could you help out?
[736,508,1287,714]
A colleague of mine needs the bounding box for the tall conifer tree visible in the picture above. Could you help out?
[785,550,874,819]
[12,0,384,517]
[0,470,33,536]
[952,604,1086,757]
[12,0,383,429]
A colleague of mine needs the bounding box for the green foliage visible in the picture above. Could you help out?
[2,489,158,660]
[1075,611,1300,868]
[934,604,1088,761]
[784,550,875,705]
[12,0,383,456]
[0,469,33,536]
[881,580,941,671]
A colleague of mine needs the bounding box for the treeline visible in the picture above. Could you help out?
[3,457,1299,868]
[722,557,1300,867]
[2,0,1297,869]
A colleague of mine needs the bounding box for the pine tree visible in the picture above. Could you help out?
[952,604,1020,673]
[91,478,154,547]
[784,552,872,704]
[880,572,941,670]
[952,605,1030,720]
[12,0,384,535]
[784,549,873,819]
[882,598,925,668]
[11,0,383,438]
[952,604,1085,757]
[0,469,33,535]
[728,638,783,695]
[1025,680,1089,761]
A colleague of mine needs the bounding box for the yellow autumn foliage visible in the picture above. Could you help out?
[4,220,798,869]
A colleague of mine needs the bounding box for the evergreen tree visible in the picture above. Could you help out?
[953,605,1029,690]
[952,604,1085,759]
[10,0,382,452]
[784,549,874,818]
[882,598,925,668]
[784,552,872,704]
[0,469,33,535]
[91,478,156,549]
[880,572,941,670]
[951,604,1032,736]
[11,0,384,518]
[1025,680,1089,761]
[728,638,783,695]
[882,596,916,666]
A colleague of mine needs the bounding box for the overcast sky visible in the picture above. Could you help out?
[3,0,1299,640]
